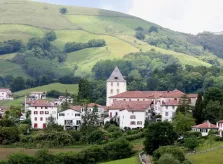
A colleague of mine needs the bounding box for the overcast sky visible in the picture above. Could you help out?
[35,0,223,34]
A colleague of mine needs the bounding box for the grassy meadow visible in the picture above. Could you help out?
[100,156,141,164]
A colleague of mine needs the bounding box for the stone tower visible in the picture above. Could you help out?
[106,66,126,106]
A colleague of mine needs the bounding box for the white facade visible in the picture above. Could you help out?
[29,92,46,101]
[106,66,127,106]
[29,104,57,129]
[217,121,223,137]
[58,109,81,130]
[161,105,178,122]
[0,89,13,100]
[191,121,218,136]
[119,110,146,129]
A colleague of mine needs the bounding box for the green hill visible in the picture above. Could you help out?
[0,0,223,78]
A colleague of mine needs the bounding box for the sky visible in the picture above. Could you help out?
[35,0,223,34]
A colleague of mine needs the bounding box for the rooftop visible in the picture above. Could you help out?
[107,66,126,82]
[192,121,217,129]
[30,100,54,107]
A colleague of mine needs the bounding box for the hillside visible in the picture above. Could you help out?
[1,0,223,78]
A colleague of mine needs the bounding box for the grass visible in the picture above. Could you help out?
[187,148,223,164]
[196,141,223,151]
[14,83,78,97]
[100,156,141,164]
[0,145,88,160]
[0,53,16,60]
[0,60,29,77]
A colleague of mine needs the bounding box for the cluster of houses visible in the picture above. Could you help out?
[0,66,223,136]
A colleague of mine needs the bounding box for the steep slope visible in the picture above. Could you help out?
[0,0,221,78]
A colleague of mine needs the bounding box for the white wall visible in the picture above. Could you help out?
[106,81,126,106]
[58,109,81,128]
[119,110,146,129]
[30,106,57,129]
[161,105,177,121]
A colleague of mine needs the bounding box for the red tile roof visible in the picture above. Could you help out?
[110,89,190,99]
[70,105,82,112]
[164,100,179,106]
[186,94,198,98]
[218,120,223,123]
[192,121,217,129]
[0,88,11,92]
[109,100,152,111]
[30,100,54,107]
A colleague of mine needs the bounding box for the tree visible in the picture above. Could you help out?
[176,95,192,114]
[144,122,177,154]
[153,145,185,163]
[203,100,223,123]
[10,77,25,92]
[45,31,57,41]
[207,130,217,148]
[148,25,158,33]
[193,93,204,124]
[60,8,67,14]
[184,137,199,151]
[172,112,195,135]
[135,31,145,40]
[88,129,106,144]
[80,105,99,135]
[157,154,180,164]
[204,87,223,106]
[77,79,91,102]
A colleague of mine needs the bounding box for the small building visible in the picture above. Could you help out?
[191,121,218,136]
[29,92,46,101]
[107,101,153,129]
[58,109,81,130]
[161,100,179,122]
[29,100,57,129]
[59,96,73,104]
[0,88,13,100]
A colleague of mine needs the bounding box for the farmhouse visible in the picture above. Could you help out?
[191,121,218,136]
[0,88,13,100]
[29,100,57,129]
[28,91,46,101]
[58,109,81,130]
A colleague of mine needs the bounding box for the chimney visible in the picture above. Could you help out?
[208,120,210,128]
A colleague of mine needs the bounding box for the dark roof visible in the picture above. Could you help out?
[107,66,126,82]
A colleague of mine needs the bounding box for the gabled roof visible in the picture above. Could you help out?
[109,100,152,111]
[192,121,217,129]
[107,66,126,82]
[0,88,11,92]
[30,100,54,107]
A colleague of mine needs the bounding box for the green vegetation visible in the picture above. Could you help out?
[14,83,78,96]
[100,156,141,164]
[187,148,223,164]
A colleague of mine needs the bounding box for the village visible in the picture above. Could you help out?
[0,66,221,138]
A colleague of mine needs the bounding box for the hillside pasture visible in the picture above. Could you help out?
[14,83,78,97]
[0,53,16,60]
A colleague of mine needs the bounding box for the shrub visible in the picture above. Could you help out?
[125,132,144,141]
[7,153,38,164]
[148,25,158,33]
[106,125,120,132]
[45,31,57,41]
[0,127,19,144]
[184,137,199,151]
[156,154,180,164]
[88,129,106,144]
[135,31,145,40]
[185,131,201,138]
[18,124,30,135]
[153,145,185,163]
[68,130,82,142]
[60,8,67,14]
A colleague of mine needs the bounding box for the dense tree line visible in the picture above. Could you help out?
[64,39,106,53]
[0,40,23,55]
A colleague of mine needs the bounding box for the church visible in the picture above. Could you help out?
[105,66,198,129]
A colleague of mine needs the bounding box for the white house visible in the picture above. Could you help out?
[29,92,46,101]
[191,121,218,136]
[107,101,152,129]
[106,66,127,106]
[0,88,13,100]
[58,109,81,130]
[29,100,57,129]
[53,96,74,106]
[161,100,179,121]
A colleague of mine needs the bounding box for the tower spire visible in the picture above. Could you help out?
[107,66,126,82]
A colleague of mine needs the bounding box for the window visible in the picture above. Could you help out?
[165,112,168,116]
[59,113,65,116]
[117,82,119,86]
[123,99,126,101]
[117,89,119,94]
[137,121,142,125]
[45,111,49,114]
[75,113,80,117]
[129,99,131,101]
[77,120,81,125]
[110,89,113,94]
[114,77,118,79]
[41,107,43,109]
[35,107,37,109]
[40,117,43,121]
[34,117,37,121]
[43,123,46,129]
[34,111,38,114]
[130,115,136,119]
[130,121,136,125]
[40,111,44,115]
[111,82,113,86]
[45,107,48,109]
[137,99,139,101]
[165,106,168,109]
[115,112,118,116]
